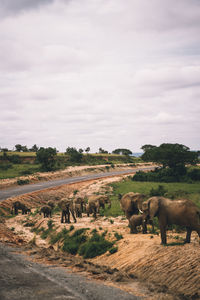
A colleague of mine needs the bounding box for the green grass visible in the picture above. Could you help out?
[0,163,40,179]
[0,152,36,157]
[109,180,200,209]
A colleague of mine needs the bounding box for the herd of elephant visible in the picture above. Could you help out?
[11,194,111,224]
[11,192,200,245]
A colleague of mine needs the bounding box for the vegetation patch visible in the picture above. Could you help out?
[78,231,113,258]
[17,179,30,185]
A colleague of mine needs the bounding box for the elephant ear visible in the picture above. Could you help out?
[149,197,159,220]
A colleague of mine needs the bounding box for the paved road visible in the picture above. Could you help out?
[0,243,142,300]
[0,167,155,201]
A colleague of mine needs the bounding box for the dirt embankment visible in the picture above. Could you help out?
[0,168,199,300]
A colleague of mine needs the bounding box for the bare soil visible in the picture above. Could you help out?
[0,165,199,300]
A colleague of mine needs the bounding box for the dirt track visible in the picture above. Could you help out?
[0,166,200,300]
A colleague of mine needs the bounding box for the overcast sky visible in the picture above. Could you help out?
[1,0,200,153]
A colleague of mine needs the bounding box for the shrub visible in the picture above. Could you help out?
[0,163,12,170]
[149,185,167,197]
[17,179,30,185]
[78,232,113,259]
[187,168,200,181]
[114,232,123,241]
[109,246,118,254]
[8,155,21,164]
[24,222,35,227]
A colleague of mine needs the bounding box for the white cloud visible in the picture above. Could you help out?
[0,0,200,152]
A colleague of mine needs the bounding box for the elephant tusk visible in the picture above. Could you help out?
[139,209,143,214]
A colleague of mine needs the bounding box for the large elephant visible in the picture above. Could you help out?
[142,196,200,244]
[120,192,146,219]
[58,198,76,224]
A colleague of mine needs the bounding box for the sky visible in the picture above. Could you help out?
[0,0,200,153]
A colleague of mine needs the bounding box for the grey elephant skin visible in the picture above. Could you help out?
[128,214,154,234]
[58,198,77,223]
[120,192,146,220]
[87,195,111,218]
[40,205,52,218]
[142,196,200,244]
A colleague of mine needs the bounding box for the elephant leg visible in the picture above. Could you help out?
[160,225,167,245]
[70,210,77,223]
[142,221,147,234]
[15,208,18,215]
[150,220,154,233]
[185,227,192,243]
[67,209,71,223]
[61,211,64,223]
[130,226,138,234]
[125,211,132,220]
[93,207,97,219]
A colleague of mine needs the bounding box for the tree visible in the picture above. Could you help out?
[15,144,28,152]
[21,145,28,152]
[36,147,57,171]
[112,148,132,155]
[85,147,90,154]
[78,148,84,154]
[65,147,83,163]
[141,143,198,174]
[29,144,39,152]
[99,147,108,154]
[15,144,23,152]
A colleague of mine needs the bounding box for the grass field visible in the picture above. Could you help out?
[0,164,41,179]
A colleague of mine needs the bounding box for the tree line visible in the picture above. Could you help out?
[0,144,133,156]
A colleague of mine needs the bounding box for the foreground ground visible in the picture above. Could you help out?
[0,166,199,300]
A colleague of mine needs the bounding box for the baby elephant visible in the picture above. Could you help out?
[12,201,31,215]
[40,205,52,218]
[129,215,154,234]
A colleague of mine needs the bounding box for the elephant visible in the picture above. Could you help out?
[86,199,99,218]
[12,201,31,215]
[73,197,86,214]
[97,195,111,210]
[73,203,82,218]
[58,198,76,224]
[120,192,146,220]
[40,205,52,218]
[87,195,111,218]
[128,214,154,234]
[47,200,55,209]
[141,196,200,245]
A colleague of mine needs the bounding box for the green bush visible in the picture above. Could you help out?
[132,167,200,183]
[8,155,21,164]
[0,163,12,170]
[149,185,167,197]
[187,168,200,181]
[114,232,123,241]
[109,246,118,254]
[17,179,30,185]
[78,232,113,258]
